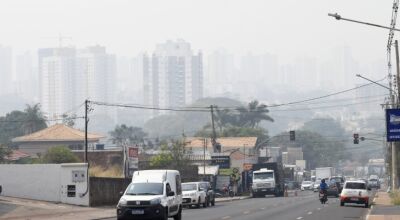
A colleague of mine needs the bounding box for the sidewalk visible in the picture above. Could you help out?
[0,196,115,220]
[367,191,400,220]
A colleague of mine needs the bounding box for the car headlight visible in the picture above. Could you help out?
[150,198,161,205]
[118,198,127,207]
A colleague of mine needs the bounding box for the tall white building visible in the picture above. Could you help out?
[39,46,116,120]
[0,45,12,96]
[143,40,203,114]
[15,51,38,101]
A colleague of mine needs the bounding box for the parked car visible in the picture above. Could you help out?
[117,170,182,220]
[326,180,340,197]
[182,182,207,208]
[300,181,313,191]
[199,182,215,206]
[340,180,371,208]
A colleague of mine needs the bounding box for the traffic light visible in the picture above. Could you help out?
[353,133,359,144]
[290,130,295,141]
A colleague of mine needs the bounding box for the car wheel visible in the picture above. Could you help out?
[196,197,201,208]
[203,198,207,208]
[335,194,339,198]
[340,202,344,206]
[365,202,369,208]
[173,206,182,220]
[211,199,215,206]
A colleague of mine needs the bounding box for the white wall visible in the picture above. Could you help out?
[0,163,88,206]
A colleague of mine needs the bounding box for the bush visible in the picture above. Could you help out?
[42,146,79,164]
[89,165,122,177]
[390,190,400,205]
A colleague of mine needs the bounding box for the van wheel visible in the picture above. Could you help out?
[211,198,215,206]
[365,202,369,208]
[173,206,182,220]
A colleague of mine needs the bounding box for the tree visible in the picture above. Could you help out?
[236,100,274,128]
[149,140,191,169]
[109,124,147,147]
[22,104,47,135]
[42,146,79,164]
[302,118,346,138]
[0,104,47,145]
[269,130,348,169]
[62,113,76,127]
[0,145,11,163]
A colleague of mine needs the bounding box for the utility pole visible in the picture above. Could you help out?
[203,138,206,177]
[84,99,88,163]
[393,40,400,189]
[210,105,217,152]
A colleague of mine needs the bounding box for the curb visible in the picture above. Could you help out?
[215,196,251,203]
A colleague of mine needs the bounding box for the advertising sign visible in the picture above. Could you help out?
[211,155,230,169]
[386,109,400,141]
[127,147,139,171]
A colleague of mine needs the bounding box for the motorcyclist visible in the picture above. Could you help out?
[319,179,328,202]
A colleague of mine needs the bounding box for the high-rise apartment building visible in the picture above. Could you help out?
[143,40,203,114]
[0,45,12,96]
[39,46,116,120]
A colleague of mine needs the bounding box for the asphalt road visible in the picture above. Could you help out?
[107,191,374,220]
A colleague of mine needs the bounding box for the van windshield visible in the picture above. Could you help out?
[254,172,274,180]
[125,183,164,195]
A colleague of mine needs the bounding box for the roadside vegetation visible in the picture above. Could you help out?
[390,190,400,205]
[89,165,123,178]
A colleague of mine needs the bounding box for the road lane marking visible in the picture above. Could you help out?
[243,211,250,214]
[296,217,303,220]
[307,211,312,215]
[317,207,321,210]
[260,207,265,210]
[222,216,231,219]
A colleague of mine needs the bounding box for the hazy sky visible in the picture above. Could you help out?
[0,0,394,63]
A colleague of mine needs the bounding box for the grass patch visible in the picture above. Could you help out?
[389,190,400,205]
[89,165,123,178]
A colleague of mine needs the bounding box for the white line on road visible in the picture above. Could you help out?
[260,207,265,210]
[307,211,312,215]
[296,217,303,220]
[221,216,231,219]
[243,211,250,214]
[317,207,321,210]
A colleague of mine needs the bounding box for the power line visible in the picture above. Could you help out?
[0,116,84,123]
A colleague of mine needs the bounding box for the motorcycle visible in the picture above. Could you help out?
[319,190,327,204]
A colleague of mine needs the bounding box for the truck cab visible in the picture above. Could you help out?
[251,169,277,197]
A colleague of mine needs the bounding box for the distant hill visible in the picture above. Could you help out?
[143,97,244,139]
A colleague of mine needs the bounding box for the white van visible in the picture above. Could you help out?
[117,170,182,220]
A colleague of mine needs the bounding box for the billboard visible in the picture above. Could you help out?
[386,109,400,142]
[211,155,230,169]
[127,147,139,175]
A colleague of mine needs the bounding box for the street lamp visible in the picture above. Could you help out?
[328,13,400,32]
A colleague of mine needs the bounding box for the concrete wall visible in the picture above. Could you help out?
[89,177,130,206]
[0,163,89,206]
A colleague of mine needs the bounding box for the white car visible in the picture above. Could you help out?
[340,180,371,208]
[182,182,207,208]
[301,181,313,191]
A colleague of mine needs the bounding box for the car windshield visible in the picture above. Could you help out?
[182,183,197,191]
[345,182,366,189]
[254,172,274,180]
[125,183,163,195]
[369,179,378,182]
[302,181,312,185]
[330,177,343,182]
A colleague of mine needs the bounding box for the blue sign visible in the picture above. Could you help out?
[386,109,400,141]
[211,156,230,169]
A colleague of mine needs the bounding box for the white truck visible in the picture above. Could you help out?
[316,167,334,181]
[251,162,284,197]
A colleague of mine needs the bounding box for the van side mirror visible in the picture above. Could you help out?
[119,191,124,196]
[168,191,175,197]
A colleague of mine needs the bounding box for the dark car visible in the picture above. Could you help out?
[326,181,340,197]
[199,182,215,206]
[329,176,345,193]
[368,179,380,189]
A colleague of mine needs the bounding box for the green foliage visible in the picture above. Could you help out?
[269,130,348,169]
[109,124,147,147]
[390,190,400,205]
[149,140,191,169]
[302,118,346,138]
[0,145,11,163]
[42,146,80,164]
[0,104,47,145]
[144,97,244,139]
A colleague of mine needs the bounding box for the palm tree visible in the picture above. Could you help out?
[22,104,47,134]
[236,100,274,128]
